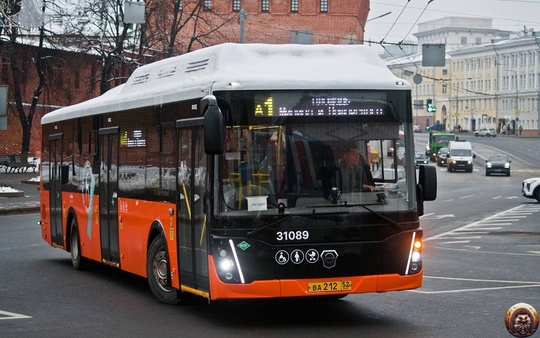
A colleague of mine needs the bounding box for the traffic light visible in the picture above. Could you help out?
[426,98,436,113]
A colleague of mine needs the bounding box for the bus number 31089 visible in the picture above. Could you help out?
[276,230,309,241]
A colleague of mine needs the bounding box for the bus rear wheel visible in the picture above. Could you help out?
[70,219,86,270]
[147,236,181,304]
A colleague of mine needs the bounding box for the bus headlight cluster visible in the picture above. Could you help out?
[405,234,422,275]
[214,240,245,283]
[216,249,236,281]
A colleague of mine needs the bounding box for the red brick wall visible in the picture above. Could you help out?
[222,0,368,44]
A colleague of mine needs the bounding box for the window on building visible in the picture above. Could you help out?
[262,0,269,12]
[442,83,447,94]
[442,69,448,75]
[74,70,80,89]
[233,0,240,11]
[475,37,481,45]
[461,37,467,45]
[291,0,299,12]
[204,0,211,11]
[320,0,328,13]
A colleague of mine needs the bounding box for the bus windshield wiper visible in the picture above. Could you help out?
[307,201,403,230]
[350,203,403,230]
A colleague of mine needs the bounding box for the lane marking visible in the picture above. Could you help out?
[0,310,32,320]
[409,284,540,294]
[425,204,534,241]
[427,245,540,256]
[408,276,540,294]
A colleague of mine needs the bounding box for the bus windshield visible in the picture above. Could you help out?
[217,90,416,221]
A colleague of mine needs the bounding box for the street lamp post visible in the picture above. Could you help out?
[505,69,519,134]
[453,81,459,131]
[447,75,462,132]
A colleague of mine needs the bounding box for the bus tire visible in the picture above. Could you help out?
[147,236,181,304]
[70,219,86,270]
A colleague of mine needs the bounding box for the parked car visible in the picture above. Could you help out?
[436,147,449,167]
[485,154,511,176]
[473,127,496,137]
[414,152,429,168]
[413,124,422,133]
[522,177,540,202]
[426,123,444,132]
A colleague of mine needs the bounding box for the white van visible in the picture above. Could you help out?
[447,140,475,172]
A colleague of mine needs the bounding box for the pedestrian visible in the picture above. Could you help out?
[519,125,523,136]
[371,147,380,171]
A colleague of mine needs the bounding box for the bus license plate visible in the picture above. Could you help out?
[307,281,352,293]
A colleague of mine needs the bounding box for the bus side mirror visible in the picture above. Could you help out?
[417,165,437,202]
[201,95,225,155]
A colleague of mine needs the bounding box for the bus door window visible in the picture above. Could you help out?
[98,127,120,265]
[48,133,63,247]
[176,122,209,290]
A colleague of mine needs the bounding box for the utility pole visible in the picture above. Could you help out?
[239,8,246,43]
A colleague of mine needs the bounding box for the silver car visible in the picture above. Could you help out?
[473,127,496,137]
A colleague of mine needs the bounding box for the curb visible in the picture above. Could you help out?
[0,205,40,215]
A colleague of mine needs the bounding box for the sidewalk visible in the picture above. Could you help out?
[0,171,40,215]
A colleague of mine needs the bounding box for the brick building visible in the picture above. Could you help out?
[1,0,369,156]
[0,42,134,156]
[202,0,368,45]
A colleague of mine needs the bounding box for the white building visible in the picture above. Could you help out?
[387,17,539,136]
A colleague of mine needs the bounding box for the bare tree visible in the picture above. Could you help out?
[145,0,236,58]
[0,0,48,158]
[48,0,141,95]
[47,0,236,94]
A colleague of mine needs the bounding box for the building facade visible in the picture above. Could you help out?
[388,18,540,136]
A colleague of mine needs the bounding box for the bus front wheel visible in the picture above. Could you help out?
[70,219,86,270]
[147,236,181,304]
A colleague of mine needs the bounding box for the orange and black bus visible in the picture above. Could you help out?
[39,43,437,304]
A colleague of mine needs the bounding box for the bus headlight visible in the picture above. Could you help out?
[411,251,421,263]
[218,257,235,272]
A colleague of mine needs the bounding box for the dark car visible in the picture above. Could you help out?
[485,154,511,176]
[414,152,429,168]
[426,123,444,132]
[436,147,449,167]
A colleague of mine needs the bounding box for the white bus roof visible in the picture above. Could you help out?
[42,43,410,124]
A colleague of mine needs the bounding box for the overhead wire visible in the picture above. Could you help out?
[398,0,434,45]
[379,0,411,45]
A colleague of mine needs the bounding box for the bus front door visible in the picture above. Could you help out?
[176,119,209,292]
[98,127,120,265]
[49,134,63,247]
